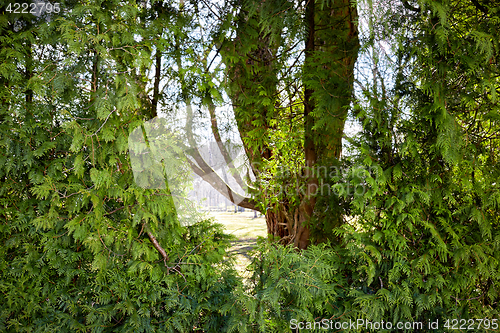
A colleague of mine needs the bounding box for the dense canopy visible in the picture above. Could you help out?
[1,0,499,332]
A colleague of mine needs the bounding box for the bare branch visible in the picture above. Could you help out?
[207,103,249,190]
[151,49,161,118]
[146,225,169,266]
[185,156,257,210]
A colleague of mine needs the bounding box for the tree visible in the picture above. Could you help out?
[1,1,240,331]
[338,0,500,323]
[2,0,499,331]
[161,0,361,249]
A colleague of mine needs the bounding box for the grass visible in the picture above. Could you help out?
[208,211,267,278]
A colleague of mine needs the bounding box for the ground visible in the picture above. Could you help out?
[208,211,267,278]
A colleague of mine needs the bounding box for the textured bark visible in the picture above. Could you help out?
[220,0,359,249]
[298,0,359,248]
[221,12,278,175]
[264,203,311,249]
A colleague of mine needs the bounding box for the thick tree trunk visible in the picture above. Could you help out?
[266,0,359,249]
[266,206,311,249]
[299,0,359,247]
[221,0,359,249]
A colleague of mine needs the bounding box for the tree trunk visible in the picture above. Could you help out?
[298,0,359,247]
[221,0,359,249]
[265,205,311,249]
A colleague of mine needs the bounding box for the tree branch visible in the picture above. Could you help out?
[185,155,257,210]
[151,49,161,118]
[146,225,169,266]
[207,102,250,190]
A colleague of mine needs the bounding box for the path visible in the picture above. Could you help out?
[208,211,267,277]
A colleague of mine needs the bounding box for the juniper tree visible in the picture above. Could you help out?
[0,1,240,331]
[338,0,500,324]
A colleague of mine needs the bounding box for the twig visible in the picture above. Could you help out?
[88,109,115,138]
[146,225,169,265]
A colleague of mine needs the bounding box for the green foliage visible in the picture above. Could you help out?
[1,0,499,331]
[236,242,350,332]
[338,0,500,328]
[0,1,240,332]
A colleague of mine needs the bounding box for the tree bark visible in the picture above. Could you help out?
[298,0,359,247]
[220,0,359,249]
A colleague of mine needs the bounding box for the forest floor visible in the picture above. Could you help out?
[208,211,267,278]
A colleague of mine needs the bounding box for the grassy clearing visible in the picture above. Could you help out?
[208,211,267,278]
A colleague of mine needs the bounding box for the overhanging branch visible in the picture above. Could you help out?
[207,103,253,191]
[185,154,257,210]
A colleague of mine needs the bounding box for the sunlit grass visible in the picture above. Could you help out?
[209,211,267,278]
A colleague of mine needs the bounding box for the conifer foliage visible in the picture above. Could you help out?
[1,0,499,332]
[339,0,500,327]
[0,1,238,331]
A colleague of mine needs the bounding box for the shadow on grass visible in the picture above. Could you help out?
[228,238,258,260]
